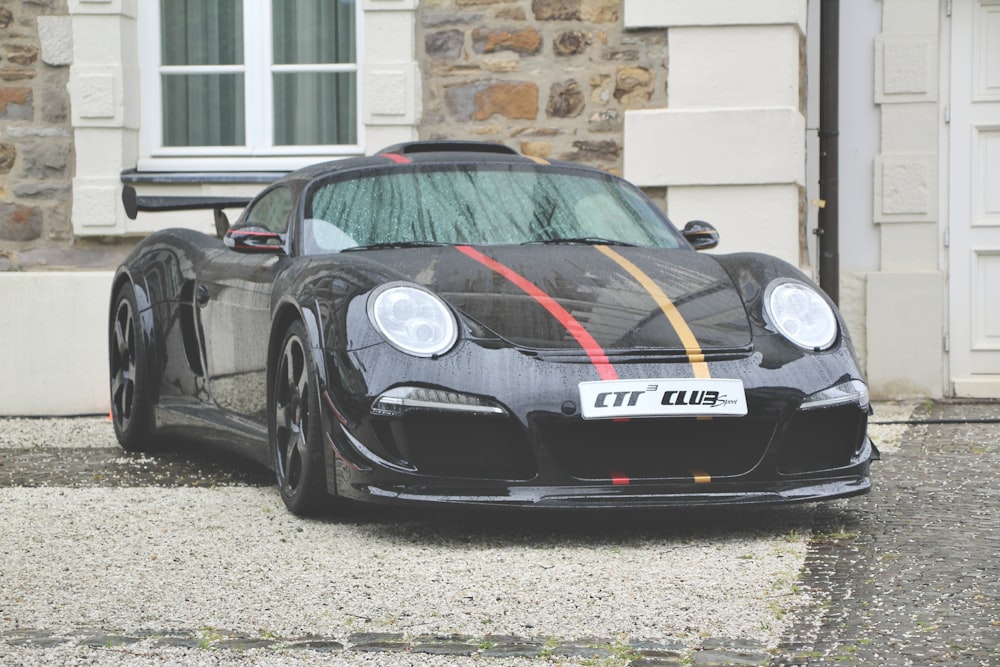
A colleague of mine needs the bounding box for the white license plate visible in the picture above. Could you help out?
[579,378,747,419]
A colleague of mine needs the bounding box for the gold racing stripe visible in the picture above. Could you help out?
[594,245,711,379]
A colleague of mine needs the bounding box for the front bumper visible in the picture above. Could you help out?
[351,465,873,510]
[321,382,876,509]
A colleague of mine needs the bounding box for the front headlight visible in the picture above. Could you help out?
[368,283,458,357]
[763,279,838,350]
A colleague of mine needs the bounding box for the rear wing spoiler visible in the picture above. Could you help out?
[122,185,252,235]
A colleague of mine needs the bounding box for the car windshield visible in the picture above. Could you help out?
[302,164,684,255]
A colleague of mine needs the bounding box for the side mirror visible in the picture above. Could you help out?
[682,220,719,251]
[214,208,230,238]
[224,226,286,254]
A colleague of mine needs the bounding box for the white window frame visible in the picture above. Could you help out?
[137,2,365,172]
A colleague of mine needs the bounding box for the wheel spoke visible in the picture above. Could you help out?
[283,429,301,489]
[114,318,129,362]
[285,346,298,393]
[274,401,291,430]
[111,373,132,423]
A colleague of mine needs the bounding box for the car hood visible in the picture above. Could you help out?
[357,245,752,352]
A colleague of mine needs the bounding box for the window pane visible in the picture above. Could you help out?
[273,72,356,145]
[273,0,355,65]
[162,74,245,146]
[161,0,243,66]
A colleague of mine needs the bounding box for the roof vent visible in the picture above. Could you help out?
[378,141,519,156]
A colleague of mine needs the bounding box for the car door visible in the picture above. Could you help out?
[197,186,294,424]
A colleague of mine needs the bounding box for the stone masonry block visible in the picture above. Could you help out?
[553,31,589,56]
[426,29,465,59]
[20,140,72,179]
[669,25,801,110]
[546,79,585,117]
[474,81,538,120]
[0,86,33,120]
[364,62,419,125]
[875,34,938,103]
[614,66,654,106]
[71,180,121,233]
[561,139,620,162]
[447,81,538,121]
[624,0,806,30]
[580,0,619,23]
[37,16,74,66]
[0,202,44,241]
[873,154,937,222]
[471,27,542,55]
[533,0,581,21]
[0,69,36,82]
[0,143,15,173]
[533,0,617,22]
[367,70,409,118]
[624,107,805,187]
[76,72,115,118]
[4,44,38,66]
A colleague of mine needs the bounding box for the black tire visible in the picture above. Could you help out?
[270,320,330,515]
[109,281,154,451]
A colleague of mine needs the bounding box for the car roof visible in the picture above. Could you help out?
[284,141,602,184]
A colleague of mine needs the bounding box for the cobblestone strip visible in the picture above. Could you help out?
[0,628,775,665]
[773,401,1000,666]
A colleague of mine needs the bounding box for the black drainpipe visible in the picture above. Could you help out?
[818,0,840,304]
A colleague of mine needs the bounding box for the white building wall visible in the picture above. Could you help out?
[0,272,113,416]
[864,0,946,398]
[623,0,807,266]
[0,0,423,416]
[626,0,948,400]
[833,0,882,384]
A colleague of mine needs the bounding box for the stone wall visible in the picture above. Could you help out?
[418,0,667,176]
[0,1,73,270]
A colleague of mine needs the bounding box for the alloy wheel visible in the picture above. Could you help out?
[110,296,137,432]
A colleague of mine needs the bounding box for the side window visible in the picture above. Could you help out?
[245,187,293,233]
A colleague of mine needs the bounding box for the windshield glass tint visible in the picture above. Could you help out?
[302,164,683,254]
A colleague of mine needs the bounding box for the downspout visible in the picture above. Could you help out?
[818,0,840,304]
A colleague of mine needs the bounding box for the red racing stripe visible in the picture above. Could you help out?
[455,245,618,381]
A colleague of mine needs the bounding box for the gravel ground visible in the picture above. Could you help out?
[0,403,915,666]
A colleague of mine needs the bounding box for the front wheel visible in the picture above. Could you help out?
[270,321,330,515]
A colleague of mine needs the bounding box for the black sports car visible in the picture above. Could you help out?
[110,141,877,515]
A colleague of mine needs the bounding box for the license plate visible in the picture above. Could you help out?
[579,378,747,419]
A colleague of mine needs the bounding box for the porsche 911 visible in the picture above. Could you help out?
[109,141,877,515]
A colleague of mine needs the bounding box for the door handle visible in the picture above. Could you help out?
[196,284,210,307]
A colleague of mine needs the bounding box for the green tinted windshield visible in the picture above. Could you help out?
[302,164,683,254]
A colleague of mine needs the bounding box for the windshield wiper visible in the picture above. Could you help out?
[523,237,637,247]
[343,241,453,252]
